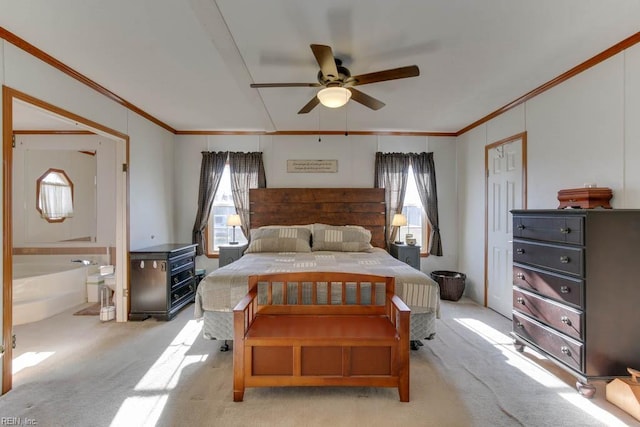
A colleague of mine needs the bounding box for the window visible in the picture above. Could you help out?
[36,168,74,223]
[206,164,248,254]
[402,165,428,253]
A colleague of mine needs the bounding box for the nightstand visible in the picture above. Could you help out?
[390,243,421,270]
[219,244,248,268]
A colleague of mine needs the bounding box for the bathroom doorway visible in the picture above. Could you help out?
[2,86,130,393]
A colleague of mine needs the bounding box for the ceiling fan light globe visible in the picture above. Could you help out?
[317,87,351,108]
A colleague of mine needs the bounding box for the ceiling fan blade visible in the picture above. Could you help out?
[310,44,339,80]
[251,82,321,88]
[349,65,419,87]
[297,96,320,114]
[348,88,385,110]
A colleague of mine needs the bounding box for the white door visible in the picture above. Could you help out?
[487,137,524,318]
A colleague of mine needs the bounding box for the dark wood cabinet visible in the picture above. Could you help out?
[511,210,640,397]
[129,243,197,321]
[390,243,421,270]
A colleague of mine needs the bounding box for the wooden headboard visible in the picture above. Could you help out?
[249,188,387,248]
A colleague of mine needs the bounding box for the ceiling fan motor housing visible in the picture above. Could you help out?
[317,59,351,87]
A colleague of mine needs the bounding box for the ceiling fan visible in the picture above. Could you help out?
[250,44,420,114]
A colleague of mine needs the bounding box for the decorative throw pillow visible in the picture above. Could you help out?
[244,227,312,253]
[311,224,373,252]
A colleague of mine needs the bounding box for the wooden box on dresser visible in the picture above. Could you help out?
[129,243,197,321]
[511,209,640,397]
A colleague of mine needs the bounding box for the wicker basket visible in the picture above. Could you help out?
[430,270,466,301]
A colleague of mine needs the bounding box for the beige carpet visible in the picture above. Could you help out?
[73,302,102,316]
[2,299,638,427]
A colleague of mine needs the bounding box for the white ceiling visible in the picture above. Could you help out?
[2,0,639,133]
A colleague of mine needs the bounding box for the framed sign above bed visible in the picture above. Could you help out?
[286,159,338,173]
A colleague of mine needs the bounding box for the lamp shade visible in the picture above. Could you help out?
[226,214,242,227]
[317,87,352,108]
[391,213,407,227]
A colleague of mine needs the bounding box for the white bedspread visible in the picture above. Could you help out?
[194,248,440,317]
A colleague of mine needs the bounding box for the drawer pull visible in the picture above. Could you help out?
[561,316,571,326]
[173,293,179,301]
[173,277,179,284]
[561,346,571,356]
[516,248,525,255]
[515,321,523,328]
[560,286,570,294]
[559,256,570,264]
[517,224,525,230]
[560,227,571,234]
[516,272,525,280]
[516,297,525,305]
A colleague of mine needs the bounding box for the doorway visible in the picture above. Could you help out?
[2,86,130,394]
[485,132,527,318]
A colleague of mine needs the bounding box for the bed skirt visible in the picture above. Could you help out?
[200,309,436,342]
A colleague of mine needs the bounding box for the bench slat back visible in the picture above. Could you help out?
[248,272,395,316]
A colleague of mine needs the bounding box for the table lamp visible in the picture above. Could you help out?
[391,213,407,244]
[227,214,242,244]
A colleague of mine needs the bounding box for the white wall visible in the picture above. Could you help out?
[127,111,176,250]
[12,134,116,246]
[174,134,459,275]
[1,43,176,252]
[457,45,640,305]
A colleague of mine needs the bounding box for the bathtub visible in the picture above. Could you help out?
[13,263,89,325]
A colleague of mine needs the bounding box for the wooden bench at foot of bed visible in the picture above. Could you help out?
[233,272,411,402]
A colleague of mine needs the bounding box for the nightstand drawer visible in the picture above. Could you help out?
[513,288,583,340]
[513,312,583,372]
[513,215,583,245]
[513,264,583,308]
[513,240,583,277]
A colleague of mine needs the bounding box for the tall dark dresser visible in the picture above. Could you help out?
[511,209,640,397]
[129,243,197,321]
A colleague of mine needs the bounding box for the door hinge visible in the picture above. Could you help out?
[12,135,16,148]
[12,334,16,349]
[122,163,128,172]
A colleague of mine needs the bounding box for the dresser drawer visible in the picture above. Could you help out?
[513,215,583,245]
[513,264,583,308]
[513,312,583,372]
[513,288,583,340]
[513,240,584,277]
[170,280,195,306]
[171,268,195,290]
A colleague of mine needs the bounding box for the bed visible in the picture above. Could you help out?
[194,188,440,348]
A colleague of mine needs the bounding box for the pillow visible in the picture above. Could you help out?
[244,227,312,253]
[311,224,373,252]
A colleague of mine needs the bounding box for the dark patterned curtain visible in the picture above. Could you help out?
[229,152,267,238]
[410,152,443,256]
[191,151,228,256]
[374,152,410,248]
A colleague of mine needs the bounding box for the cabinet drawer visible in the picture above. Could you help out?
[513,288,583,340]
[513,312,583,372]
[170,281,195,306]
[513,216,583,245]
[513,240,583,276]
[171,268,194,289]
[170,253,195,272]
[513,264,583,308]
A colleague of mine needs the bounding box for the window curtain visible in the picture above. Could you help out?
[40,182,74,220]
[409,152,443,256]
[229,152,267,239]
[191,151,228,256]
[374,152,410,247]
